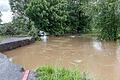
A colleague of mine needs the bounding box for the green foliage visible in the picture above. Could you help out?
[0,20,39,40]
[9,0,120,41]
[0,19,29,36]
[8,0,34,36]
[0,11,2,24]
[93,0,120,41]
[36,66,93,80]
[9,0,30,16]
[1,0,39,38]
[28,21,39,39]
[11,17,27,35]
[81,0,120,41]
[81,0,98,32]
[25,0,68,35]
[25,0,89,35]
[67,0,90,33]
[8,0,90,37]
[0,23,16,36]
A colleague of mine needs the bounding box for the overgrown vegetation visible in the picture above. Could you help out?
[67,0,90,34]
[36,66,93,80]
[0,11,2,24]
[25,0,89,35]
[0,0,39,39]
[0,0,120,41]
[92,0,120,41]
[25,0,68,35]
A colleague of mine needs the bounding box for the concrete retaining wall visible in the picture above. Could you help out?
[0,37,35,52]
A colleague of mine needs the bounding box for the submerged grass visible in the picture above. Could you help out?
[36,66,93,80]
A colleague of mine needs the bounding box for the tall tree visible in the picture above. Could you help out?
[0,11,2,24]
[94,0,120,40]
[9,0,30,17]
[25,0,68,35]
[67,0,89,33]
[9,0,33,35]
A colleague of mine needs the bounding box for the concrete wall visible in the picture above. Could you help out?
[0,37,35,52]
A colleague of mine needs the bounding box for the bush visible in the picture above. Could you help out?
[0,23,17,36]
[92,0,120,41]
[36,66,93,80]
[0,17,37,37]
[28,21,40,40]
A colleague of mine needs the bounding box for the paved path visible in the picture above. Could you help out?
[0,53,36,80]
[0,37,33,44]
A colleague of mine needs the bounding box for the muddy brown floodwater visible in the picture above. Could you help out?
[4,36,120,80]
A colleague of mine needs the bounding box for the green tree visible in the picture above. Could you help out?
[11,17,30,35]
[9,0,33,35]
[9,0,30,16]
[94,0,120,41]
[0,11,2,24]
[28,21,39,39]
[67,0,90,34]
[0,23,17,36]
[25,0,68,35]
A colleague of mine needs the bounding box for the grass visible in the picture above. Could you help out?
[35,66,93,80]
[0,36,5,42]
[0,36,9,42]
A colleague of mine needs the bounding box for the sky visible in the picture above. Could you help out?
[0,0,13,23]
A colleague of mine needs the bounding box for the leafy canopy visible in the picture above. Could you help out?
[26,0,68,35]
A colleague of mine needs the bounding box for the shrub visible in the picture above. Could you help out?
[0,23,17,36]
[92,0,120,41]
[28,21,40,40]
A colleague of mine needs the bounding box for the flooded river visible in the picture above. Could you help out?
[4,36,120,80]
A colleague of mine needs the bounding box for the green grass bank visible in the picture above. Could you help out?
[35,66,93,80]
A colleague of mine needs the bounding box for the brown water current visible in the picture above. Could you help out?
[4,36,120,80]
